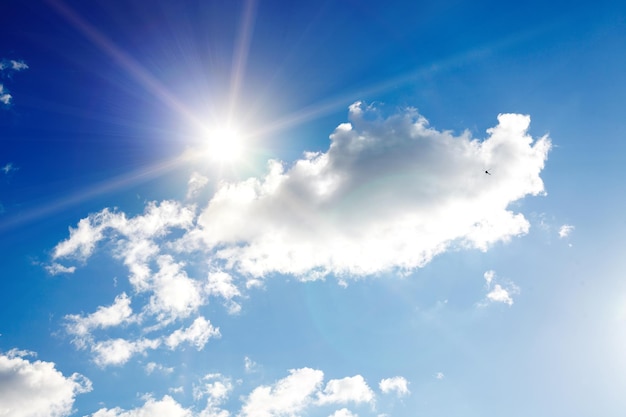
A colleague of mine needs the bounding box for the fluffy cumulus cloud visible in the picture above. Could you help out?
[82,368,404,417]
[317,375,374,405]
[0,349,91,417]
[164,316,220,350]
[329,409,358,417]
[378,376,409,397]
[183,102,550,280]
[91,338,160,367]
[89,395,192,417]
[240,368,324,417]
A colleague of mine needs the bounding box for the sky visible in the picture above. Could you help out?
[1,1,626,416]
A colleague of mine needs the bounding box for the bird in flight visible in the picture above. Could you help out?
[484,170,491,175]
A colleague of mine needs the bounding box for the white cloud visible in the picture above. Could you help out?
[185,103,550,280]
[10,60,29,71]
[0,59,27,106]
[65,293,134,347]
[481,270,519,306]
[89,395,192,417]
[317,375,374,405]
[0,349,91,417]
[0,85,11,105]
[145,362,174,375]
[187,172,210,199]
[170,386,185,394]
[45,262,76,275]
[165,316,220,350]
[52,201,194,262]
[147,255,204,323]
[378,376,409,397]
[0,59,28,71]
[435,372,445,380]
[244,356,258,373]
[558,224,574,238]
[206,269,241,314]
[486,284,516,305]
[240,368,324,417]
[193,373,233,406]
[329,409,358,417]
[91,338,160,367]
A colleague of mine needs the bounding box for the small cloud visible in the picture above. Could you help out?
[164,316,220,351]
[558,224,574,239]
[186,172,209,199]
[91,337,160,367]
[45,263,77,276]
[0,59,28,107]
[329,409,358,417]
[64,293,135,348]
[244,356,258,373]
[435,372,445,380]
[169,386,184,394]
[193,373,233,404]
[486,284,517,306]
[317,375,375,405]
[10,60,28,71]
[483,270,495,287]
[1,163,16,175]
[379,376,410,397]
[145,362,174,375]
[480,270,520,307]
[0,85,11,105]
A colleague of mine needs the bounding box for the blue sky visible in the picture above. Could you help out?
[2,1,626,416]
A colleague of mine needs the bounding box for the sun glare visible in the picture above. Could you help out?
[205,127,244,164]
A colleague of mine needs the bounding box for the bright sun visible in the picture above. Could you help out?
[205,127,244,163]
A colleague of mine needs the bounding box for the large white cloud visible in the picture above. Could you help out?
[0,349,91,417]
[183,102,550,280]
[52,106,549,284]
[49,105,549,368]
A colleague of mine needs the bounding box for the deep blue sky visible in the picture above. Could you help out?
[2,1,626,417]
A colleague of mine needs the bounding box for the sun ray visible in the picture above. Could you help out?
[44,0,207,133]
[227,0,259,125]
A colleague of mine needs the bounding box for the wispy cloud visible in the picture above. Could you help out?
[0,58,28,106]
[64,293,135,348]
[0,59,29,72]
